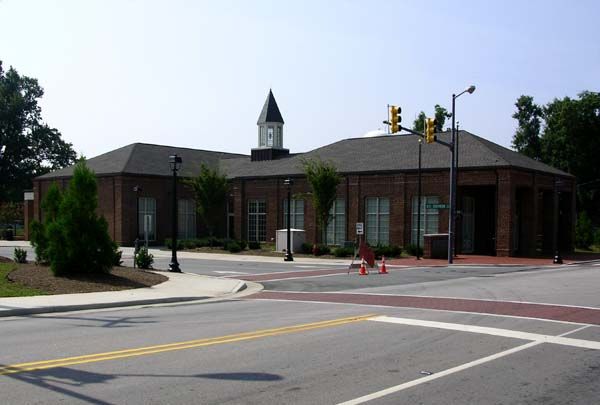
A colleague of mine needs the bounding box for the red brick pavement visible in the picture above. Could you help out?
[250,291,600,325]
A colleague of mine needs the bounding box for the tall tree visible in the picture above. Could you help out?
[185,164,229,238]
[511,95,543,160]
[301,158,340,243]
[412,105,451,133]
[0,61,77,202]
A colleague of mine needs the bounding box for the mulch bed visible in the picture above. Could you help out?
[7,263,168,295]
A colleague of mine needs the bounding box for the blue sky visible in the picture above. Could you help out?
[1,0,598,158]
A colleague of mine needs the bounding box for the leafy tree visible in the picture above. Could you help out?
[412,105,451,133]
[412,111,426,132]
[511,95,543,160]
[0,61,77,202]
[30,161,118,275]
[512,91,600,225]
[185,164,229,238]
[301,158,340,243]
[575,211,594,249]
[29,183,62,263]
[0,201,22,224]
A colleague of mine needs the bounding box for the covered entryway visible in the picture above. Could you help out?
[456,186,496,255]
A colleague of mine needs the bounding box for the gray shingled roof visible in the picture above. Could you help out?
[39,131,571,181]
[38,143,246,179]
[219,131,571,178]
[256,89,284,124]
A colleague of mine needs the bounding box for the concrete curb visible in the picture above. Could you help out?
[0,271,251,318]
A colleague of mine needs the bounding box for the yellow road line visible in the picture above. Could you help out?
[0,314,376,375]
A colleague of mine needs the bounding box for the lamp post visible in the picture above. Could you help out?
[133,185,142,268]
[449,85,476,264]
[553,178,563,264]
[169,154,182,272]
[284,177,294,261]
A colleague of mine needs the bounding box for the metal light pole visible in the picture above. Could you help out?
[133,185,142,268]
[284,177,294,261]
[416,138,422,260]
[449,85,476,264]
[553,178,563,264]
[169,154,182,272]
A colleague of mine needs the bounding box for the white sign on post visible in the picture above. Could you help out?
[356,222,364,235]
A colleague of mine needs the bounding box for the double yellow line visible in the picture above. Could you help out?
[1,314,375,376]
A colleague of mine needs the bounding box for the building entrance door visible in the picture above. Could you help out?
[462,196,475,253]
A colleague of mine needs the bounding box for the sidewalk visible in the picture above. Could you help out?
[0,271,259,318]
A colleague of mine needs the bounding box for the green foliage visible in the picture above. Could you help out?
[0,61,77,202]
[594,228,600,246]
[226,241,241,253]
[31,162,118,276]
[372,244,402,259]
[405,243,423,257]
[248,241,261,250]
[412,106,450,133]
[332,247,353,257]
[301,158,341,242]
[412,111,426,132]
[512,91,600,225]
[301,242,312,254]
[575,211,594,249]
[185,164,229,237]
[13,247,27,263]
[0,202,22,224]
[164,238,183,250]
[312,244,330,256]
[238,240,247,250]
[511,95,543,160]
[135,247,154,269]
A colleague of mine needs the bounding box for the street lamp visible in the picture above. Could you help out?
[416,138,422,260]
[284,177,294,261]
[553,178,563,264]
[133,185,142,268]
[169,154,182,272]
[449,85,476,264]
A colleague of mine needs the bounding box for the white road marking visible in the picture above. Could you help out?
[213,271,250,275]
[337,322,592,405]
[295,265,319,268]
[370,316,600,350]
[337,341,542,405]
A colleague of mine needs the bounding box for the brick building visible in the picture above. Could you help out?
[26,91,575,257]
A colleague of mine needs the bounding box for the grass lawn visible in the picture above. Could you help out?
[0,262,46,297]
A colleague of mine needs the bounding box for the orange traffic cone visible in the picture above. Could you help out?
[359,259,368,276]
[379,256,388,274]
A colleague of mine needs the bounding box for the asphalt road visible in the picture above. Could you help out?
[1,247,600,404]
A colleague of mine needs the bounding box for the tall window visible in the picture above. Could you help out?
[248,200,266,242]
[138,197,156,241]
[276,126,282,147]
[283,199,304,229]
[366,197,389,245]
[326,199,346,245]
[267,127,274,147]
[178,199,196,239]
[259,126,266,146]
[411,196,440,245]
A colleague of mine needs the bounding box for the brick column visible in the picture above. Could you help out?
[495,170,514,257]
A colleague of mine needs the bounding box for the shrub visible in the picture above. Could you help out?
[301,242,313,254]
[248,241,261,250]
[227,241,242,253]
[183,239,197,249]
[372,245,402,259]
[164,238,183,250]
[34,163,119,276]
[13,247,27,263]
[405,243,423,257]
[112,250,123,267]
[312,244,330,256]
[333,247,353,257]
[594,228,600,247]
[1,227,14,241]
[135,247,154,269]
[238,240,247,250]
[575,211,594,249]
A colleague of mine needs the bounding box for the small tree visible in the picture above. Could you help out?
[30,182,62,263]
[575,211,594,249]
[301,158,340,243]
[31,161,118,275]
[185,164,229,239]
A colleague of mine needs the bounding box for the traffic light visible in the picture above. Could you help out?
[389,105,402,133]
[425,117,437,143]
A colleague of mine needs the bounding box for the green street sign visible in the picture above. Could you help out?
[425,203,450,209]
